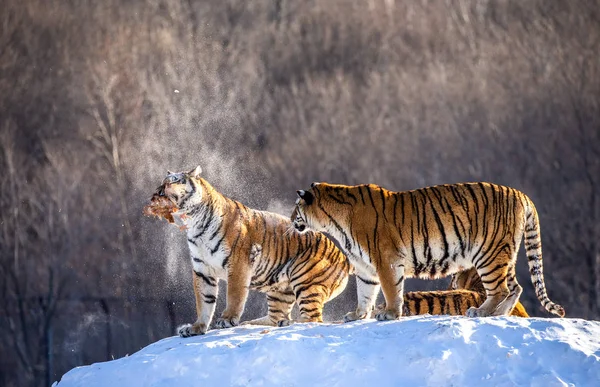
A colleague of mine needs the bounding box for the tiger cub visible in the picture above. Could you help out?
[152,167,350,336]
[292,182,564,321]
[377,268,529,317]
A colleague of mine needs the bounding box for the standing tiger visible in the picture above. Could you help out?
[150,167,350,336]
[292,182,564,321]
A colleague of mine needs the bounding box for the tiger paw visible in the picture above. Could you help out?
[177,322,207,337]
[216,316,240,329]
[343,310,369,323]
[466,307,490,317]
[277,319,294,327]
[373,303,386,313]
[375,309,400,321]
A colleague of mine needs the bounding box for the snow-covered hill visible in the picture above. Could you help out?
[56,316,600,387]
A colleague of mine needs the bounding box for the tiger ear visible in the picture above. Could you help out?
[167,170,174,175]
[189,166,202,179]
[310,182,320,188]
[296,190,314,205]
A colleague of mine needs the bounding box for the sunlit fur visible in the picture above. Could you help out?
[292,182,564,321]
[447,268,529,317]
[375,268,529,317]
[158,167,350,337]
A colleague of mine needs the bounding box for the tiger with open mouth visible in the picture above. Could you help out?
[145,167,350,336]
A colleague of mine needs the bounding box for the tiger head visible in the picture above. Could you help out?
[157,166,204,211]
[292,182,350,234]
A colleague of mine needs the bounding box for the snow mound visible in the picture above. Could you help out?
[56,316,600,387]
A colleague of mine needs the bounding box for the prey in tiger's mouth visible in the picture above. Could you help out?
[142,187,187,228]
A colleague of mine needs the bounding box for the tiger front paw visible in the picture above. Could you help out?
[375,309,400,321]
[177,322,207,337]
[343,310,369,323]
[216,316,240,329]
[277,319,294,327]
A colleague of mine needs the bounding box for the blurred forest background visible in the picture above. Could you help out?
[1,0,599,385]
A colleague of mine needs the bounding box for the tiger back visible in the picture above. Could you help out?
[150,167,351,337]
[292,182,563,322]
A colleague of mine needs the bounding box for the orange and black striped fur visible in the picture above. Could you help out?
[448,268,529,317]
[292,182,563,321]
[156,167,350,337]
[377,268,529,317]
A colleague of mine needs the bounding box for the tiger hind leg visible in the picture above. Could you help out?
[467,250,512,317]
[263,289,295,326]
[292,285,328,324]
[375,262,405,321]
[492,266,523,316]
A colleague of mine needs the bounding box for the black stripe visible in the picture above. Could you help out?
[289,259,321,284]
[366,187,379,254]
[526,242,541,250]
[453,294,464,313]
[429,190,450,265]
[410,194,419,276]
[210,235,224,254]
[317,202,354,253]
[358,186,366,204]
[298,297,321,306]
[267,294,294,304]
[480,262,509,279]
[425,294,435,315]
[299,307,319,313]
[346,190,358,203]
[392,195,399,228]
[357,275,379,286]
[328,191,353,205]
[194,271,217,287]
[464,184,480,240]
[418,191,432,269]
[394,275,405,286]
[380,188,387,221]
[475,243,507,270]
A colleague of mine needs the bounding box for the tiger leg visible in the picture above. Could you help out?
[375,262,405,321]
[289,285,328,325]
[242,289,295,326]
[216,261,252,329]
[492,265,523,316]
[178,268,219,337]
[343,272,380,322]
[467,250,512,317]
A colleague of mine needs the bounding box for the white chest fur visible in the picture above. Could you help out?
[326,226,376,276]
[185,213,228,278]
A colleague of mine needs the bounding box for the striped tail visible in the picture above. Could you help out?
[524,199,565,317]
